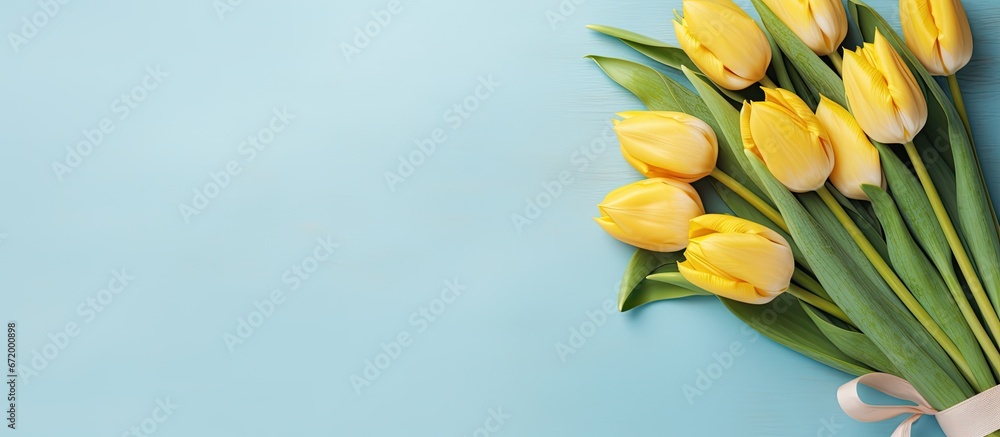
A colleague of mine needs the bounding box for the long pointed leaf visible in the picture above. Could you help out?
[586,25,757,104]
[617,250,709,312]
[801,303,900,376]
[873,141,951,269]
[747,152,973,410]
[721,295,873,377]
[865,185,994,389]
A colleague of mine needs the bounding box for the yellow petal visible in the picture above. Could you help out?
[761,0,847,55]
[739,101,757,154]
[595,179,705,252]
[691,233,794,295]
[935,0,974,74]
[816,96,884,200]
[688,214,789,246]
[873,32,928,141]
[678,214,794,304]
[842,39,928,144]
[619,145,667,179]
[809,0,849,54]
[674,0,772,90]
[901,0,973,75]
[614,112,719,182]
[746,101,834,192]
[844,47,901,143]
[678,259,771,304]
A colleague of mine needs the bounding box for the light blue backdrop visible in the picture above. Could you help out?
[2,0,997,436]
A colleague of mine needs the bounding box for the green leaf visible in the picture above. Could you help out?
[850,0,1000,316]
[586,25,755,104]
[915,136,962,240]
[586,25,698,71]
[873,141,951,269]
[587,56,763,202]
[645,272,708,294]
[800,303,899,375]
[798,192,895,309]
[617,250,708,312]
[864,184,995,390]
[721,294,873,376]
[746,151,973,410]
[587,56,698,113]
[784,56,818,109]
[752,0,846,106]
[764,24,794,91]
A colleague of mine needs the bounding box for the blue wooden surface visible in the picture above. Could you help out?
[1,0,997,435]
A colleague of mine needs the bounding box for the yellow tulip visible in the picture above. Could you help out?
[760,0,848,56]
[842,30,928,144]
[673,0,772,90]
[900,0,973,76]
[741,88,835,193]
[678,214,794,304]
[595,178,705,252]
[614,111,719,183]
[815,96,885,200]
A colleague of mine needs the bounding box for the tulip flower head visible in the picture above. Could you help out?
[673,0,772,90]
[741,88,835,193]
[842,30,928,144]
[760,0,848,56]
[595,178,705,252]
[815,96,885,201]
[900,0,973,76]
[614,111,719,183]
[678,214,795,304]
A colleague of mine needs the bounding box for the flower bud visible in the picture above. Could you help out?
[815,96,885,200]
[595,178,705,252]
[843,30,928,144]
[901,0,973,76]
[741,88,835,192]
[614,111,719,183]
[678,214,795,304]
[760,0,848,56]
[673,0,772,90]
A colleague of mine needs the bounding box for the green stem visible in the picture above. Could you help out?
[903,141,1000,350]
[828,51,844,75]
[947,74,1000,236]
[711,169,788,233]
[816,185,981,390]
[759,75,779,89]
[940,264,1000,380]
[947,74,973,142]
[787,284,854,327]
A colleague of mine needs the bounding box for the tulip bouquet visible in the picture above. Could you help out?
[587,0,1000,435]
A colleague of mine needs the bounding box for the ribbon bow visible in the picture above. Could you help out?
[838,373,1000,437]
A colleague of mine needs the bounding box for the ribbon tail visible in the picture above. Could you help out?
[891,414,921,437]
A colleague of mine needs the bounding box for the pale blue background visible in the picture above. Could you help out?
[2,0,997,436]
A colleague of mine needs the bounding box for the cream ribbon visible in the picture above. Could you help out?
[838,373,1000,437]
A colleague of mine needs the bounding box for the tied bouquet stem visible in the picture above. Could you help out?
[816,183,983,388]
[583,0,1000,434]
[903,139,1000,364]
